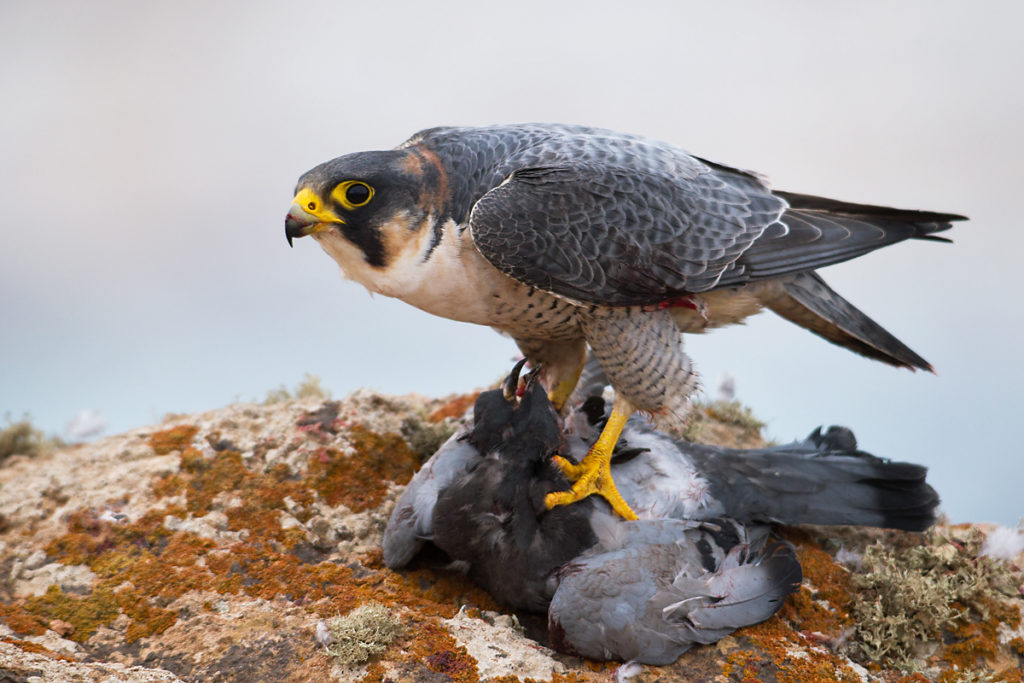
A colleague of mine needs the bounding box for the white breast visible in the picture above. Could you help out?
[314,217,517,326]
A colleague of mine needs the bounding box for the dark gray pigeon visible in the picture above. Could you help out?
[429,368,601,611]
[382,360,528,568]
[381,426,478,568]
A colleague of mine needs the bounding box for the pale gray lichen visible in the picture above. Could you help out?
[326,602,404,665]
[703,399,765,432]
[263,373,332,404]
[681,398,765,446]
[400,414,459,463]
[851,527,1019,668]
[951,670,999,683]
[0,413,63,461]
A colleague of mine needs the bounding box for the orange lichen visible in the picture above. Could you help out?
[722,647,767,683]
[359,661,386,683]
[718,533,865,683]
[408,620,479,683]
[726,618,863,683]
[306,425,418,512]
[0,602,47,636]
[352,617,480,683]
[0,636,76,662]
[173,446,315,546]
[942,597,1021,675]
[116,587,176,643]
[148,425,199,455]
[779,588,844,637]
[495,675,591,683]
[945,619,999,669]
[892,674,932,683]
[428,392,479,422]
[1011,636,1024,658]
[0,404,597,675]
[544,674,592,683]
[25,584,120,642]
[181,449,249,515]
[779,543,854,637]
[150,472,185,498]
[795,544,853,613]
[994,668,1024,683]
[401,568,503,616]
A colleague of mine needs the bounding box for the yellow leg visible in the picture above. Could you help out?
[513,337,586,414]
[547,358,585,414]
[545,395,638,520]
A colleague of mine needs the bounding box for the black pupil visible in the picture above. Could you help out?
[346,183,370,205]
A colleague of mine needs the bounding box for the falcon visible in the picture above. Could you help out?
[285,123,963,520]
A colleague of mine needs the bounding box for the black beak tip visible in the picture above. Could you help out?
[285,214,305,248]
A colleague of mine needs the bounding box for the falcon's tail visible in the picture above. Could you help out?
[740,191,962,281]
[765,270,933,370]
[690,426,940,532]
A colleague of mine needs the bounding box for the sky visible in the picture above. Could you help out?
[1,0,1021,524]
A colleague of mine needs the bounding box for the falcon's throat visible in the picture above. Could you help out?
[313,214,513,326]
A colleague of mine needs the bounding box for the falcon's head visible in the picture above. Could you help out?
[285,146,449,269]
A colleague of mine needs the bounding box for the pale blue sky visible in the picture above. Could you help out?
[1,1,1021,523]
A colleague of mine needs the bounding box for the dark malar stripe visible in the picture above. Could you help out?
[422,217,446,262]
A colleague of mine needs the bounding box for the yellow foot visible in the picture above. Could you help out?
[545,452,638,520]
[547,361,585,414]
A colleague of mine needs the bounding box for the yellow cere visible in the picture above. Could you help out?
[332,180,374,210]
[292,187,344,225]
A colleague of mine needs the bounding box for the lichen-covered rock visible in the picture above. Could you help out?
[0,391,1021,682]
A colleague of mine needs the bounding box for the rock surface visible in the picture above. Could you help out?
[0,390,1021,682]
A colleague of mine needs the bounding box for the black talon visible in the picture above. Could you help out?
[504,358,528,402]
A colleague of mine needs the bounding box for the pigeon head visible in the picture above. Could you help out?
[467,360,562,460]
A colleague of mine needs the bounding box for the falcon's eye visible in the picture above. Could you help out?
[333,180,374,210]
[346,183,371,205]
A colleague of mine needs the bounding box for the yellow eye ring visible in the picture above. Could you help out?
[307,200,317,211]
[333,180,374,210]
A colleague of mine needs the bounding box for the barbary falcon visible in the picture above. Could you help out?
[285,123,964,520]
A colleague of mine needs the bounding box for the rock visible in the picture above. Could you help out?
[13,562,98,599]
[443,608,568,680]
[47,618,74,637]
[0,390,1020,682]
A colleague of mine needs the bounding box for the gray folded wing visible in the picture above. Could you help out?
[548,519,801,665]
[382,425,478,568]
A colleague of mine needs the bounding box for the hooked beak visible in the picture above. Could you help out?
[285,206,314,248]
[285,188,345,247]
